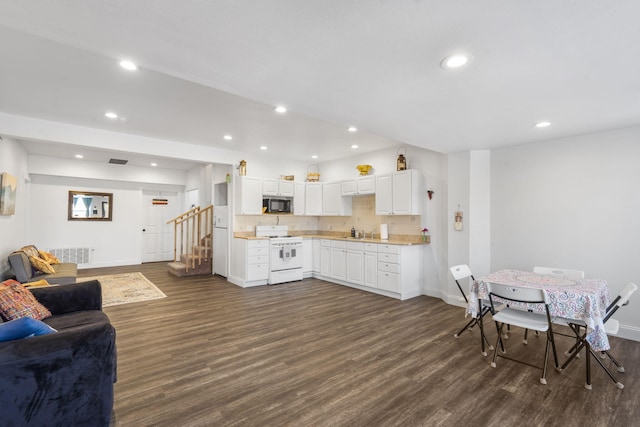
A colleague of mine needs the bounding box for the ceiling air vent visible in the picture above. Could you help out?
[108,158,128,165]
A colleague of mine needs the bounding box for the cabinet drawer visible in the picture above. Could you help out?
[248,247,269,257]
[248,239,269,248]
[248,255,268,265]
[247,263,268,280]
[377,253,399,264]
[378,244,400,254]
[378,261,399,273]
[346,241,365,251]
[378,271,399,293]
[331,240,347,249]
[321,239,332,247]
[364,243,378,252]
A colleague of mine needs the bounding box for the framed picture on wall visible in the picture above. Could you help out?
[0,172,17,215]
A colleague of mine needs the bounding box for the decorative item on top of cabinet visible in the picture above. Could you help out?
[356,164,372,176]
[306,164,320,182]
[397,147,407,171]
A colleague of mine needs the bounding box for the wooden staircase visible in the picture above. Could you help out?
[166,205,214,277]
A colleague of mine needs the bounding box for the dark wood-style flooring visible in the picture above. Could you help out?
[79,263,640,426]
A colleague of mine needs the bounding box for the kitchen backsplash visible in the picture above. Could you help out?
[234,195,423,237]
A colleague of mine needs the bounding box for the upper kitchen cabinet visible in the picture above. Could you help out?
[341,175,375,196]
[293,182,305,215]
[375,170,423,215]
[322,181,353,216]
[305,182,323,216]
[262,178,294,197]
[234,176,263,215]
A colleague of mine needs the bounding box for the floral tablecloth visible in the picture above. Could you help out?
[467,270,611,351]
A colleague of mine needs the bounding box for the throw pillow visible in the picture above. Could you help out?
[0,280,52,321]
[19,245,41,259]
[29,256,55,274]
[38,250,61,265]
[0,317,57,342]
[24,279,52,288]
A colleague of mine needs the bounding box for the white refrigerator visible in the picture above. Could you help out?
[213,206,229,277]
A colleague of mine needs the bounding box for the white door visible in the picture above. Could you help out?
[142,194,180,262]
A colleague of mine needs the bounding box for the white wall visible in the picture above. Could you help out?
[491,126,640,340]
[0,137,29,277]
[28,182,143,267]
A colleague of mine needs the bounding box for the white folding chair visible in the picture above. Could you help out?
[449,265,493,356]
[487,282,559,385]
[559,282,637,389]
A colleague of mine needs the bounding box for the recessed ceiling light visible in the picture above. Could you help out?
[348,126,357,132]
[223,134,233,140]
[441,54,470,69]
[311,155,318,159]
[351,144,359,149]
[274,106,287,113]
[260,146,268,150]
[535,121,552,128]
[119,60,138,71]
[105,111,118,119]
[75,154,84,159]
[150,162,158,167]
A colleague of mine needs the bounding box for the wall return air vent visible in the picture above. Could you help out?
[108,158,128,165]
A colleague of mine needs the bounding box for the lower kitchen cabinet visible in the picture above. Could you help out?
[229,238,269,287]
[313,239,424,300]
[330,240,347,281]
[320,239,331,277]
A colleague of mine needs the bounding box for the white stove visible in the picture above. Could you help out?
[256,226,303,285]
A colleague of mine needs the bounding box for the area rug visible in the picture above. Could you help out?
[79,272,167,307]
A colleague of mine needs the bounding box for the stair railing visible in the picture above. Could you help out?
[167,205,214,271]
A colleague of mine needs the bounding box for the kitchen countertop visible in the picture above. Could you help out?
[234,231,430,245]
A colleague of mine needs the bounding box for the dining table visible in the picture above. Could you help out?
[467,269,612,352]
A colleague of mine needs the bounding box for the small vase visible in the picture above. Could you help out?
[421,234,427,242]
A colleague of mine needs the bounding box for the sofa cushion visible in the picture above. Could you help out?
[43,310,110,330]
[0,280,52,321]
[8,251,34,282]
[29,255,55,274]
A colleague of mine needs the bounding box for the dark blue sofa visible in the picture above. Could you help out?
[0,280,117,426]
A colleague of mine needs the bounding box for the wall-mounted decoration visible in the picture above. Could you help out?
[238,160,247,176]
[152,198,168,205]
[0,172,17,215]
[454,207,463,231]
[68,191,113,221]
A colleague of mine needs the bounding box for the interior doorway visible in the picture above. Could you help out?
[142,192,181,262]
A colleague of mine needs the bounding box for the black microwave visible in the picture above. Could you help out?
[263,198,292,213]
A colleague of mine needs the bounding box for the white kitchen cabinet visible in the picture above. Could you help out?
[263,178,294,197]
[363,243,378,288]
[343,176,376,196]
[323,181,352,216]
[330,240,347,281]
[294,182,305,215]
[303,238,313,278]
[305,182,323,216]
[320,239,331,277]
[375,170,423,215]
[312,238,321,274]
[346,241,365,286]
[234,176,263,215]
[375,174,393,215]
[229,238,269,287]
[392,170,423,215]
